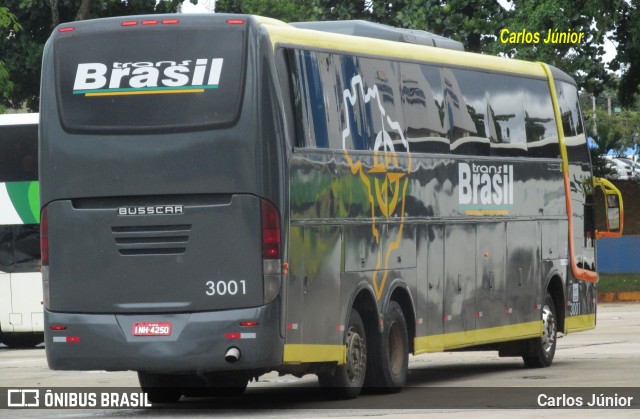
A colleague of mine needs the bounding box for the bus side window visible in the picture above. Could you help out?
[400,63,449,154]
[443,68,489,156]
[290,49,330,149]
[0,226,14,271]
[521,78,559,159]
[484,73,527,157]
[357,58,405,152]
[336,54,370,151]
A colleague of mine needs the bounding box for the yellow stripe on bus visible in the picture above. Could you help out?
[283,344,346,364]
[414,321,542,354]
[564,314,596,333]
[84,89,204,97]
[464,210,510,216]
[263,24,547,78]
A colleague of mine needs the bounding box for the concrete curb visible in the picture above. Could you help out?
[598,292,640,303]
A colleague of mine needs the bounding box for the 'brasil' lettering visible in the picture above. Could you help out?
[459,162,514,207]
[72,58,223,96]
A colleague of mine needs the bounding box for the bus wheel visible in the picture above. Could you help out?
[318,309,367,400]
[523,292,557,368]
[0,332,44,348]
[137,372,182,403]
[206,373,249,397]
[365,301,408,393]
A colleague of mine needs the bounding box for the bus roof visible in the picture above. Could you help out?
[260,18,549,79]
[0,113,38,126]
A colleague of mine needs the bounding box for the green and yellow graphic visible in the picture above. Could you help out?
[342,75,412,300]
[0,181,40,225]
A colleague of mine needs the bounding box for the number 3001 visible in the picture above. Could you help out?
[205,280,246,296]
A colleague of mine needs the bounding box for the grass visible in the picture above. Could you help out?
[598,273,640,293]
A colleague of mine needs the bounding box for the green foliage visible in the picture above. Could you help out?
[0,7,21,113]
[598,274,640,293]
[613,1,640,108]
[587,110,640,177]
[215,0,316,21]
[0,0,184,111]
[489,0,622,96]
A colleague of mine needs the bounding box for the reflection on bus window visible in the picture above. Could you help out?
[443,68,489,156]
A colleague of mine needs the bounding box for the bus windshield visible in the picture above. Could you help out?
[55,25,246,133]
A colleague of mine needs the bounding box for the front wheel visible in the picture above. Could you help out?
[523,292,557,368]
[317,309,367,400]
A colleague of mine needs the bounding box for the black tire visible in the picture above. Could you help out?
[523,292,557,368]
[206,373,249,397]
[365,301,409,393]
[317,309,367,400]
[180,373,248,398]
[0,332,44,348]
[137,372,183,403]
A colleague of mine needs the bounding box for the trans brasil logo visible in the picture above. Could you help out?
[458,162,514,215]
[342,74,412,300]
[72,58,223,96]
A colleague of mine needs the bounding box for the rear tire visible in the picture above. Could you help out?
[318,309,367,400]
[523,292,557,368]
[137,372,182,403]
[0,332,44,348]
[365,301,408,393]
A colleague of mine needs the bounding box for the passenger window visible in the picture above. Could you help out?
[521,78,559,158]
[290,49,329,148]
[442,68,489,156]
[401,63,449,154]
[358,58,405,152]
[484,73,527,157]
[331,54,372,151]
[556,81,589,163]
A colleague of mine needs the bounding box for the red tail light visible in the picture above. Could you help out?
[41,207,49,266]
[261,199,280,260]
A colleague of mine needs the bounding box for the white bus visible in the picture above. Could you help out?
[0,113,43,348]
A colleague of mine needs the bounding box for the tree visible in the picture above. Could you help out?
[612,0,640,108]
[0,7,21,113]
[215,0,316,22]
[310,0,508,53]
[0,0,187,111]
[489,0,623,96]
[369,0,509,53]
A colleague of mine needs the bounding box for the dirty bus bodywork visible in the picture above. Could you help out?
[40,15,623,401]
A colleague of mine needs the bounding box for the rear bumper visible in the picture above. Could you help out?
[45,299,283,372]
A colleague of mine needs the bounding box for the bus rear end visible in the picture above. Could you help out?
[40,15,285,393]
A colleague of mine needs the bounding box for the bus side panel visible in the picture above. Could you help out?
[506,221,540,325]
[476,223,507,334]
[443,224,476,348]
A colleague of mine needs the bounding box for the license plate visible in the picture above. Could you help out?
[132,322,172,336]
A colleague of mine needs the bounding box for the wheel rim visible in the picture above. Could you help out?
[541,303,556,353]
[345,327,366,383]
[388,321,404,375]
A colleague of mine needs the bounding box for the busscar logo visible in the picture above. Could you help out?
[118,206,184,216]
[73,58,223,96]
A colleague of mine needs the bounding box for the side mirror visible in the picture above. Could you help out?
[594,177,623,238]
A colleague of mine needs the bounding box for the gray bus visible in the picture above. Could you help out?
[40,15,622,401]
